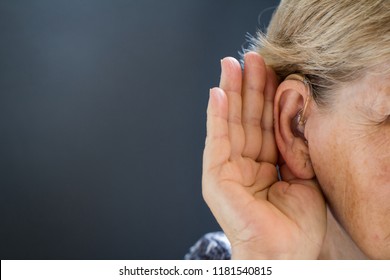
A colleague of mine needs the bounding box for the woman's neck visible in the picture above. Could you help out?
[318,207,368,259]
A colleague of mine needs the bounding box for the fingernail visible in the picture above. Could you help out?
[209,87,216,98]
[220,59,226,76]
[210,87,223,101]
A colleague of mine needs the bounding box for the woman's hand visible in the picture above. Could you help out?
[202,52,327,259]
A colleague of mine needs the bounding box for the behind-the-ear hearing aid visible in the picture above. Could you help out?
[284,73,312,140]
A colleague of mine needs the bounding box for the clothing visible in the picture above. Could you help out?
[184,231,231,260]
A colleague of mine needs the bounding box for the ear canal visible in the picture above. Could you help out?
[291,110,306,139]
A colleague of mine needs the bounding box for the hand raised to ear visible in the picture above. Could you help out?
[202,52,327,259]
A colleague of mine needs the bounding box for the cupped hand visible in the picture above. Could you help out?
[202,52,327,259]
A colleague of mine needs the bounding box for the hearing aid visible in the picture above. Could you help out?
[291,109,306,138]
[284,73,312,140]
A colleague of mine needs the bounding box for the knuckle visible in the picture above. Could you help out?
[243,116,261,127]
[228,115,242,125]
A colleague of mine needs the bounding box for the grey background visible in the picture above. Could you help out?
[0,0,278,259]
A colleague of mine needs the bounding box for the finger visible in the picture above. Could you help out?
[241,52,267,159]
[219,57,245,160]
[203,87,230,171]
[257,65,278,164]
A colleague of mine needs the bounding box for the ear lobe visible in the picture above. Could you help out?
[274,79,315,180]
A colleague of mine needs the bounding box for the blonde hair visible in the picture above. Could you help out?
[249,0,390,107]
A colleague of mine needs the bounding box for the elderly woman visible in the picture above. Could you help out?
[200,0,390,259]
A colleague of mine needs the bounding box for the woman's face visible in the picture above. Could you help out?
[306,72,390,259]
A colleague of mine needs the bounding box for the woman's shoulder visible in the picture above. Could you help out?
[184,231,231,260]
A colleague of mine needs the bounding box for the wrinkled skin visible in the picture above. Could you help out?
[202,51,390,259]
[306,72,390,259]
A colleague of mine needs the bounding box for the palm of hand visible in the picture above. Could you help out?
[203,53,326,259]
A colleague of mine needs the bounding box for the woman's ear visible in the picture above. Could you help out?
[274,76,315,179]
